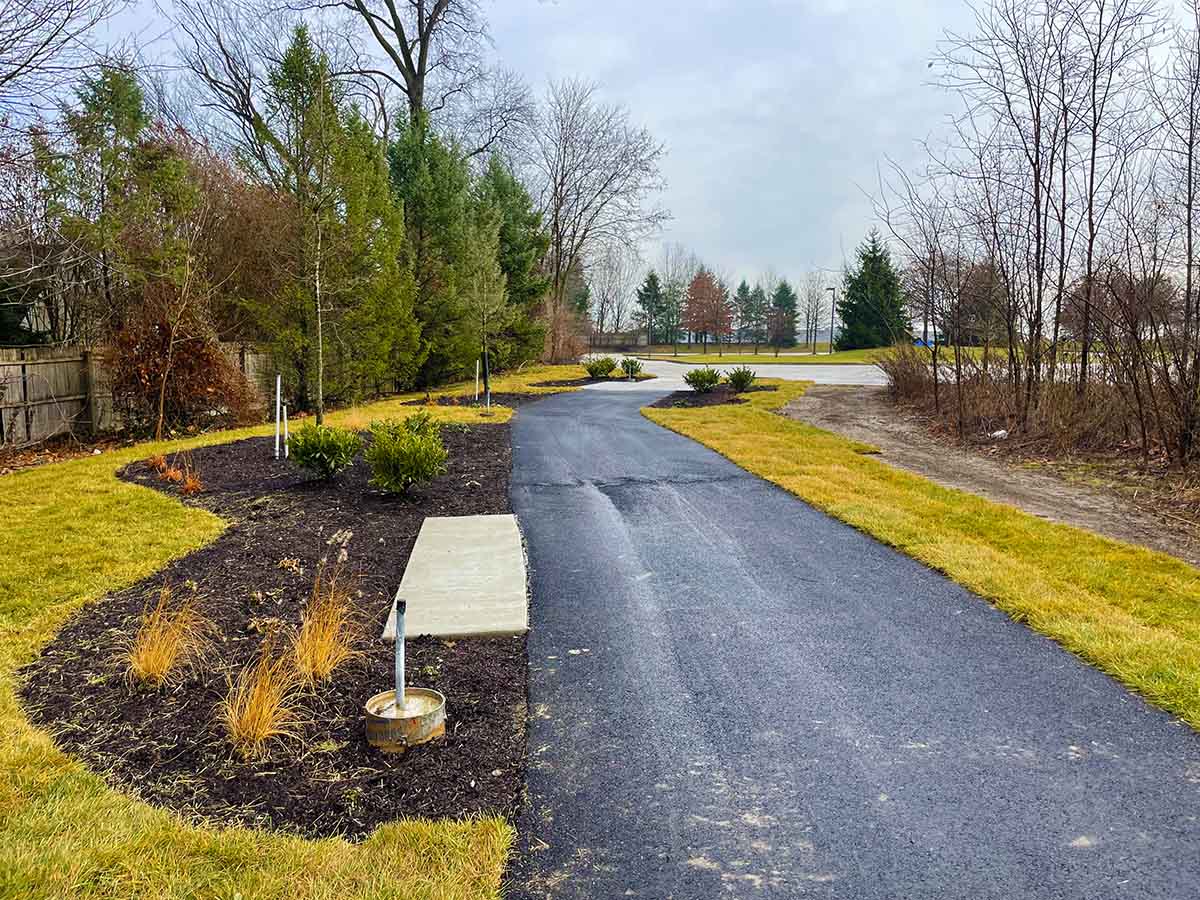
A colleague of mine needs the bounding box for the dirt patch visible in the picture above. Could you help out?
[784,385,1200,567]
[648,384,777,409]
[18,425,526,840]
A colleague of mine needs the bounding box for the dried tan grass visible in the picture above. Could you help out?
[125,585,213,687]
[219,639,302,759]
[292,560,361,684]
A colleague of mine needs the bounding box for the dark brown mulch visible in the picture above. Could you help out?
[402,392,548,408]
[18,425,526,841]
[530,374,656,388]
[647,384,778,409]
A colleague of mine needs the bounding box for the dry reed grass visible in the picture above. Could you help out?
[125,584,213,686]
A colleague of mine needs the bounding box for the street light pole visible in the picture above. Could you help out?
[826,286,837,355]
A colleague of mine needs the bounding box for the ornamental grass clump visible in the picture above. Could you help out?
[726,366,757,393]
[293,560,360,684]
[583,356,617,379]
[289,423,361,480]
[683,366,721,393]
[220,638,302,759]
[125,584,213,687]
[365,415,448,493]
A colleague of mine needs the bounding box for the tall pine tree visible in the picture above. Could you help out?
[770,279,798,348]
[636,270,664,344]
[837,230,907,349]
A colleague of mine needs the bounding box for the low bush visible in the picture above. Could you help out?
[125,584,213,687]
[620,358,643,379]
[365,418,448,493]
[293,560,360,684]
[726,366,757,393]
[683,366,721,393]
[402,409,441,439]
[584,356,617,379]
[220,638,302,759]
[289,423,361,480]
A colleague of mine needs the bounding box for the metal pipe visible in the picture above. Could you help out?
[394,597,407,711]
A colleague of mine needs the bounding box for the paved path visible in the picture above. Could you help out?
[628,356,886,387]
[508,388,1200,899]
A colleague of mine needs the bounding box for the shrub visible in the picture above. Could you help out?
[220,638,302,759]
[293,560,360,684]
[106,300,260,437]
[125,585,213,687]
[726,366,757,393]
[365,419,448,493]
[583,356,617,379]
[683,366,721,393]
[620,358,643,379]
[401,409,440,439]
[289,423,361,480]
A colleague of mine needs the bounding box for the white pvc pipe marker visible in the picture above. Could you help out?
[283,404,289,458]
[394,598,407,711]
[274,374,281,459]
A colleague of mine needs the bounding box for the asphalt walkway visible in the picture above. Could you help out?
[508,388,1200,899]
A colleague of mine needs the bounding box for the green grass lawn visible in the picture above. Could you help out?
[643,381,1200,731]
[0,364,580,900]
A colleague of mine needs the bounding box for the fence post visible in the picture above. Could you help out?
[19,349,30,445]
[83,350,102,435]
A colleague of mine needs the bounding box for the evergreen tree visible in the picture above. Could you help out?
[837,230,907,349]
[475,155,550,368]
[247,27,421,411]
[770,279,798,348]
[733,280,753,342]
[635,270,664,343]
[389,120,475,386]
[748,284,769,349]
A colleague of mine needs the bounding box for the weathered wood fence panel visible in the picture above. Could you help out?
[0,344,270,448]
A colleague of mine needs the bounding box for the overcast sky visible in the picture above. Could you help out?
[116,0,977,286]
[487,0,975,284]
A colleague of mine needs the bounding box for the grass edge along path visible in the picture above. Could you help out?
[642,380,1200,731]
[0,365,581,900]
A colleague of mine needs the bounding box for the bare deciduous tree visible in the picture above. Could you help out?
[529,78,668,360]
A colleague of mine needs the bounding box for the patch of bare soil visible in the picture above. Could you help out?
[18,425,526,840]
[783,385,1200,568]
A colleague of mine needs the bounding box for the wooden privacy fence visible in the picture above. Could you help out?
[0,347,101,448]
[0,343,268,448]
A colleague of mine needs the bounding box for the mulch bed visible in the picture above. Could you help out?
[402,392,548,408]
[647,384,778,409]
[530,374,656,388]
[18,424,526,841]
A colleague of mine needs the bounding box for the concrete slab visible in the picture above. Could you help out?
[381,513,528,639]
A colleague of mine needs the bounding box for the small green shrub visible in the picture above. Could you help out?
[368,411,442,444]
[583,356,617,379]
[365,420,448,493]
[289,423,361,480]
[620,358,643,379]
[726,366,757,393]
[683,366,721,393]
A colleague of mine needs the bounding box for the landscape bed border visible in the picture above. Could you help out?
[0,364,581,900]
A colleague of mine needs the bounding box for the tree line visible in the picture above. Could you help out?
[0,0,667,437]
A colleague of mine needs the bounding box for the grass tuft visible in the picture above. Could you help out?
[125,584,213,687]
[292,560,360,684]
[220,638,303,759]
